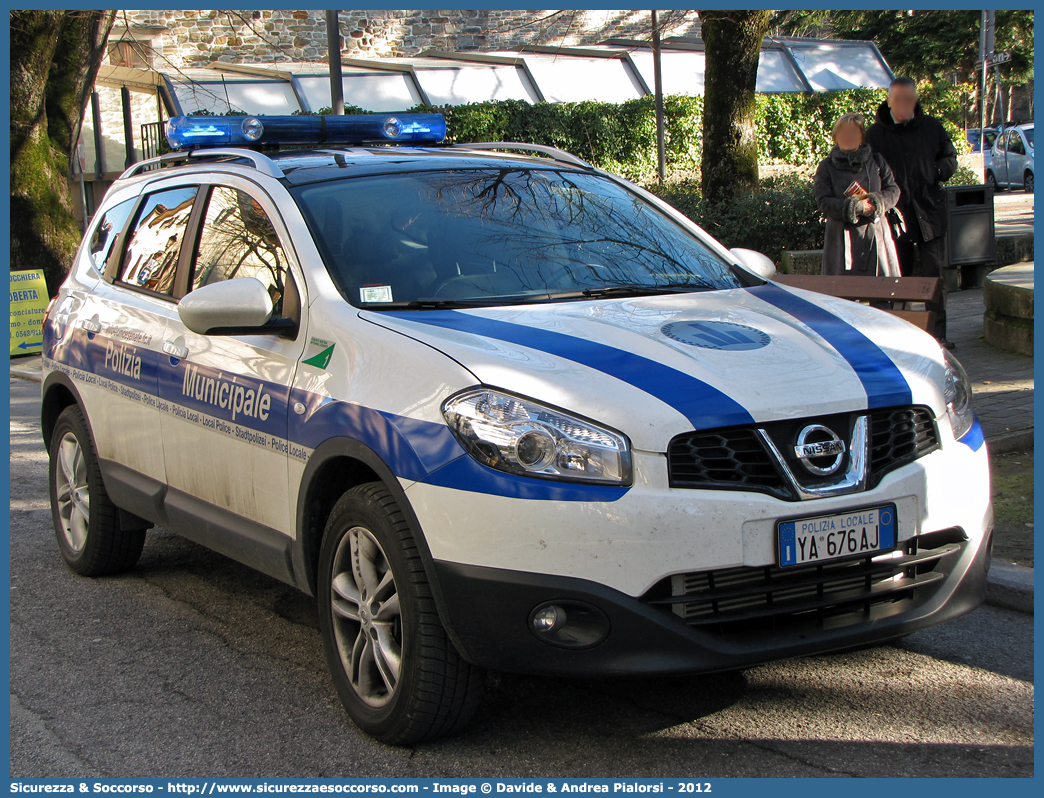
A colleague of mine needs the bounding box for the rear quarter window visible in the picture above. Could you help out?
[117,186,198,297]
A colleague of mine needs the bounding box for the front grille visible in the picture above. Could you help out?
[869,407,939,484]
[667,429,789,499]
[667,406,940,500]
[645,528,966,637]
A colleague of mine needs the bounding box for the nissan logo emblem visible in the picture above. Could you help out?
[793,425,846,476]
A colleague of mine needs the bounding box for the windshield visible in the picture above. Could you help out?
[291,168,748,307]
[1024,128,1034,147]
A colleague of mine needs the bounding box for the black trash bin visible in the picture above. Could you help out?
[944,184,996,287]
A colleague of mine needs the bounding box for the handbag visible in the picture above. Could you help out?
[886,206,908,241]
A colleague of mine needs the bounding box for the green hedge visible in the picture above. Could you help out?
[648,174,824,263]
[404,83,968,182]
[407,95,702,182]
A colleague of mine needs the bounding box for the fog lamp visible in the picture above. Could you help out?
[529,601,610,649]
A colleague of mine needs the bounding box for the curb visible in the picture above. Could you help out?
[986,561,1035,614]
[10,361,42,383]
[985,428,1034,454]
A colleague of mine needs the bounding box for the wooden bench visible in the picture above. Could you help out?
[772,274,943,332]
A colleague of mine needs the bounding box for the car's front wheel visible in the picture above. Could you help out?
[48,405,146,576]
[317,483,485,744]
[1024,171,1034,194]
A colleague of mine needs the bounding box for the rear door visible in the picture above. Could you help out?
[84,183,200,489]
[157,177,308,571]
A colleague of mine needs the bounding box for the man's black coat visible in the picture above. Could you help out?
[865,100,958,242]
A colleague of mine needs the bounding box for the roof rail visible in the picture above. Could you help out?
[453,142,593,169]
[188,148,285,178]
[117,148,285,181]
[117,152,192,180]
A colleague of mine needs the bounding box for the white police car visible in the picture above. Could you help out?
[42,114,992,744]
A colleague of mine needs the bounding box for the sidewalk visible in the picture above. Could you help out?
[993,192,1034,237]
[947,280,1034,451]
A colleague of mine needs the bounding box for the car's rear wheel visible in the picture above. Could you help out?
[1024,171,1034,193]
[48,405,146,576]
[317,482,485,744]
[985,170,999,191]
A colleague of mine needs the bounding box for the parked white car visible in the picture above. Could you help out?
[42,114,993,744]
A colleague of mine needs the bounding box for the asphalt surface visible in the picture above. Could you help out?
[8,378,1035,778]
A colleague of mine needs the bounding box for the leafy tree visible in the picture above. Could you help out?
[699,10,772,204]
[11,11,115,293]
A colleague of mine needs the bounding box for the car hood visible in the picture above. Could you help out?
[361,283,949,451]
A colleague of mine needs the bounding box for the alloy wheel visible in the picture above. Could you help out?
[329,526,403,708]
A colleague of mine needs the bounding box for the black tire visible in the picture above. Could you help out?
[985,170,1000,191]
[48,405,146,576]
[1024,171,1033,194]
[317,482,485,744]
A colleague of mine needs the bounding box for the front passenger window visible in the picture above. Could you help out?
[192,186,293,317]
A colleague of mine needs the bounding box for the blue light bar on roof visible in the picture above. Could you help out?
[164,114,447,150]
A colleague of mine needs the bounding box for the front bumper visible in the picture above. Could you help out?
[410,418,992,676]
[433,524,991,676]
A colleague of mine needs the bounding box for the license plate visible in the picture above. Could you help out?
[777,504,896,567]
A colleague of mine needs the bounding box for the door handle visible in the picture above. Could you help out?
[80,319,101,333]
[163,341,189,360]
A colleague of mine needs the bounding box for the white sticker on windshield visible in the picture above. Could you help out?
[360,285,393,303]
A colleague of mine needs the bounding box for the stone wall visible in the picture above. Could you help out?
[113,9,702,68]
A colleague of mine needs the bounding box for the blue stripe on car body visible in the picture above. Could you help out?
[957,417,985,451]
[747,283,913,409]
[375,310,755,431]
[45,327,626,502]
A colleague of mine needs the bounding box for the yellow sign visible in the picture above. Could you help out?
[10,269,49,356]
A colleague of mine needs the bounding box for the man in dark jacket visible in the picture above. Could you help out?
[866,77,958,347]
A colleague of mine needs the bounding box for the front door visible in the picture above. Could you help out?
[1007,130,1028,187]
[996,130,1012,185]
[157,180,307,563]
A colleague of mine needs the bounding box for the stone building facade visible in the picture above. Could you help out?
[112,9,702,68]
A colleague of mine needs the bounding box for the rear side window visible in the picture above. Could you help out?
[192,186,292,317]
[118,186,198,296]
[88,197,135,272]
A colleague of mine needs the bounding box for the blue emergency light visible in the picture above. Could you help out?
[164,114,447,150]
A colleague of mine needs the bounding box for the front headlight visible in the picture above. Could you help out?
[943,349,974,440]
[442,388,632,485]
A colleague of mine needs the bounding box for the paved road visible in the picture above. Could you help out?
[9,378,1034,779]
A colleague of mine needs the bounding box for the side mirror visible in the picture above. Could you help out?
[177,277,275,335]
[730,247,777,279]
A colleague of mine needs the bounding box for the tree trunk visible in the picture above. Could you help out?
[700,10,771,204]
[10,10,115,295]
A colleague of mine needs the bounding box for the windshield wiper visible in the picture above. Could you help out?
[360,297,499,310]
[360,283,716,310]
[576,282,715,298]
